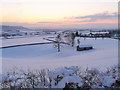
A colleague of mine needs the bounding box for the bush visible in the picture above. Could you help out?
[1,66,119,88]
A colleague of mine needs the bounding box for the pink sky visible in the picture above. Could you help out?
[1,1,118,29]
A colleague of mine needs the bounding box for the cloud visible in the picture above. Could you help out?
[37,22,50,23]
[37,21,63,24]
[75,12,118,22]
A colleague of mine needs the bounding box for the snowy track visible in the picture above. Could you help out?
[1,42,53,49]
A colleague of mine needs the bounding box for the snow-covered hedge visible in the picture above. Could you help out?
[1,66,120,88]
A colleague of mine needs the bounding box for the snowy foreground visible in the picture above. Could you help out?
[2,66,119,88]
[2,37,118,72]
[1,37,119,88]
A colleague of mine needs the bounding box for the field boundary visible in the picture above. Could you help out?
[1,42,53,49]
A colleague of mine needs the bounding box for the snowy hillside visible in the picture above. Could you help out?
[2,37,118,72]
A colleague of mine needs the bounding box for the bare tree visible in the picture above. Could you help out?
[71,33,75,47]
[66,33,75,47]
[54,34,62,52]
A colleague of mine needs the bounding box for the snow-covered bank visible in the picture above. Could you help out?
[2,66,119,88]
[2,38,118,72]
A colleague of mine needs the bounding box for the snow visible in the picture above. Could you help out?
[2,37,118,72]
[2,35,55,48]
[2,65,118,88]
[56,75,83,88]
[79,45,92,48]
[47,66,84,88]
[48,66,78,79]
[101,76,116,87]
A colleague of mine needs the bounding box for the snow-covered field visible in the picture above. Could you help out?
[2,37,118,72]
[1,35,55,48]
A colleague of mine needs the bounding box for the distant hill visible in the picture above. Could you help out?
[1,25,29,32]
